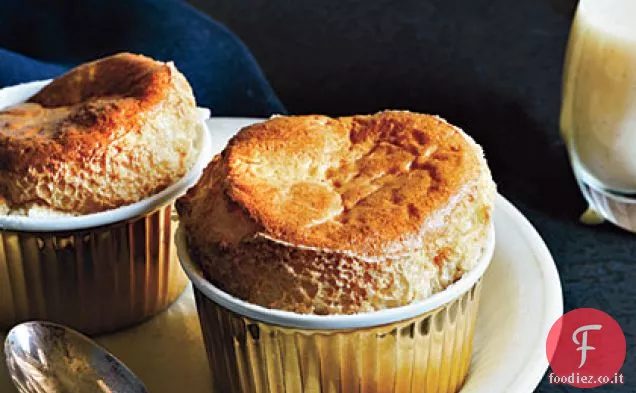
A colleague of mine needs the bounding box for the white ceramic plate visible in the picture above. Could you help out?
[0,118,563,393]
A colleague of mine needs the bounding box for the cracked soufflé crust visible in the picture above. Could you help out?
[178,111,496,314]
[0,52,200,214]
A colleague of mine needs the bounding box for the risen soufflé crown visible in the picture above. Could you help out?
[178,111,496,314]
[0,53,201,215]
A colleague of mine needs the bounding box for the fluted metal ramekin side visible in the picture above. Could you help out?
[0,204,187,335]
[194,280,483,393]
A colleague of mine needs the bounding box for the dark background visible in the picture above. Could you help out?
[187,0,634,392]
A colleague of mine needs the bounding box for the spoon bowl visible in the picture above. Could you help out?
[4,321,147,393]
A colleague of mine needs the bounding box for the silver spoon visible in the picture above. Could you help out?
[4,321,147,393]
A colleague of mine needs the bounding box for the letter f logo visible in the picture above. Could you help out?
[572,324,602,368]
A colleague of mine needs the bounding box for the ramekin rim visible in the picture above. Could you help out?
[177,222,496,330]
[0,79,213,232]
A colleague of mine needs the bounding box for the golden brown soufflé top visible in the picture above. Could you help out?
[0,53,201,215]
[179,111,496,314]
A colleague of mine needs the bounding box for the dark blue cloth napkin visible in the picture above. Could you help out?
[0,0,285,117]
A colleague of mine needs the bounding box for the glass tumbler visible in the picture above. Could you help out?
[561,0,636,230]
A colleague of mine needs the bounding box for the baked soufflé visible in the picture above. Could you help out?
[177,111,496,314]
[0,53,201,215]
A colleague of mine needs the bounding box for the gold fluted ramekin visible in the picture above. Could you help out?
[0,80,213,335]
[177,225,495,393]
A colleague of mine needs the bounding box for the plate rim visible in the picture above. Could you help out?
[488,195,563,392]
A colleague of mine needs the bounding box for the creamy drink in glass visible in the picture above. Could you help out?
[561,0,636,230]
